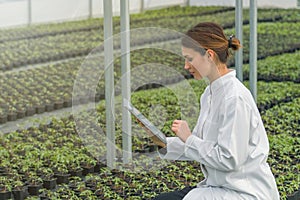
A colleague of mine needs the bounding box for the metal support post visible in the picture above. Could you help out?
[120,0,132,164]
[140,0,144,13]
[104,0,116,169]
[89,0,93,18]
[249,0,257,102]
[235,0,243,81]
[185,0,190,6]
[28,0,32,25]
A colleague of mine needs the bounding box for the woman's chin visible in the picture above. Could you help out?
[194,74,202,80]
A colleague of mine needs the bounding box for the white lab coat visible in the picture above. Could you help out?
[161,70,280,200]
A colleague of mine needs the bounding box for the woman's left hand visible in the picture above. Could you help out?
[171,120,192,142]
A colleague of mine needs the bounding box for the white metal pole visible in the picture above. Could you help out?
[235,0,243,81]
[249,0,257,102]
[89,0,93,18]
[104,0,116,169]
[185,0,190,7]
[140,0,144,13]
[120,0,132,164]
[28,0,32,25]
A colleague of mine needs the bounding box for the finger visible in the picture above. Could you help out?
[174,119,184,124]
[173,120,180,124]
[172,120,180,126]
[171,124,178,129]
[171,126,178,133]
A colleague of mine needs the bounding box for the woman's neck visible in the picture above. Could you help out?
[208,63,229,83]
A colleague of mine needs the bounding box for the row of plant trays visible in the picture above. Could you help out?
[0,99,71,124]
[0,163,106,200]
[1,166,298,199]
[242,50,300,83]
[0,41,299,125]
[0,97,297,199]
[0,6,235,44]
[1,8,299,71]
[4,5,299,44]
[0,76,299,126]
[262,97,300,137]
[0,88,298,199]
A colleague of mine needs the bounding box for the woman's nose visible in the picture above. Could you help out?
[184,61,191,70]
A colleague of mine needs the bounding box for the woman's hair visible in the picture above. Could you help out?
[181,22,241,64]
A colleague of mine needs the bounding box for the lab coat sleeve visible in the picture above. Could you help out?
[159,137,193,161]
[184,96,251,171]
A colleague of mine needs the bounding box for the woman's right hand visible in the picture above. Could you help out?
[171,120,191,143]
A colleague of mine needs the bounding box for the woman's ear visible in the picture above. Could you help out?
[206,49,213,58]
[206,49,216,62]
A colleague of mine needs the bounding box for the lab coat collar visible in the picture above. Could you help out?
[209,70,236,95]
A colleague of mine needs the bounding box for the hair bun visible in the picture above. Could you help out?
[228,35,234,49]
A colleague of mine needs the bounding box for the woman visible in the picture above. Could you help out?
[151,22,280,200]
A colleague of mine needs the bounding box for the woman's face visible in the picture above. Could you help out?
[181,47,211,80]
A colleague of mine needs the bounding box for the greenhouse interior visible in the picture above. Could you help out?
[0,0,299,199]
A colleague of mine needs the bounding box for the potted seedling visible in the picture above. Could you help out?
[74,181,88,196]
[94,184,104,199]
[102,185,123,200]
[68,161,83,178]
[56,184,78,199]
[44,99,54,112]
[41,168,57,190]
[79,189,96,199]
[0,177,12,200]
[39,188,51,200]
[54,164,70,185]
[12,180,27,200]
[68,176,82,190]
[93,157,106,173]
[85,174,101,189]
[16,105,26,119]
[0,107,7,124]
[26,174,43,196]
[7,106,17,121]
[79,155,96,176]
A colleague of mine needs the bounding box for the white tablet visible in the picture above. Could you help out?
[123,99,167,145]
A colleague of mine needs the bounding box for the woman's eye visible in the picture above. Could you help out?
[187,58,193,62]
